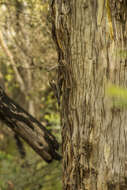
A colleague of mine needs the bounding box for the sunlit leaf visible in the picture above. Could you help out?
[106,83,127,107]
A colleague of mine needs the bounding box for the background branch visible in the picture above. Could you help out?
[0,31,25,91]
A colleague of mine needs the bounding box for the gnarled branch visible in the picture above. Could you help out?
[0,87,61,163]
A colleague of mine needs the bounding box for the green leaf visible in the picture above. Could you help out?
[106,83,127,107]
[106,84,127,99]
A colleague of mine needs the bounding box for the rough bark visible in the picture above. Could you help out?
[0,87,61,163]
[51,0,127,189]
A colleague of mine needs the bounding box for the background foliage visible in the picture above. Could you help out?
[0,0,62,189]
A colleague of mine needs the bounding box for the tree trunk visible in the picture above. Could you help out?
[51,0,127,189]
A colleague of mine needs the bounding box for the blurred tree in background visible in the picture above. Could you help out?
[0,0,62,189]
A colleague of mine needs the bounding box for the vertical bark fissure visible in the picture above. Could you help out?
[51,0,127,189]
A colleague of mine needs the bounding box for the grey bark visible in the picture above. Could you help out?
[51,0,127,189]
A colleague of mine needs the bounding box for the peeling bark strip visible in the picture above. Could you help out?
[0,87,61,163]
